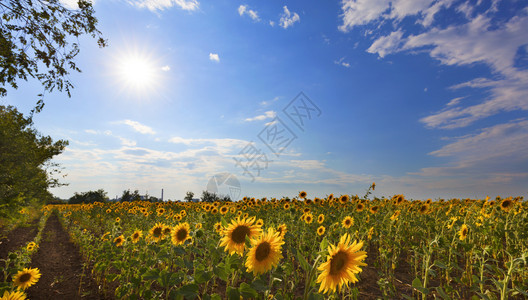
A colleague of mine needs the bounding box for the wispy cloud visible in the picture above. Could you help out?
[260,96,279,106]
[161,65,170,71]
[340,1,528,129]
[209,53,220,62]
[118,120,156,135]
[245,110,276,122]
[279,6,300,29]
[334,57,351,68]
[238,4,260,21]
[128,0,200,12]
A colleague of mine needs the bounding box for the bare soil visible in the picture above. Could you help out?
[26,214,110,300]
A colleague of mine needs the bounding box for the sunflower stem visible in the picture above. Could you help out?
[303,254,322,300]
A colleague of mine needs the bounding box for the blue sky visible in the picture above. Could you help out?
[3,0,528,200]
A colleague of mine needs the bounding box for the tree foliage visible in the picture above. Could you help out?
[0,105,68,215]
[68,189,107,204]
[0,0,106,111]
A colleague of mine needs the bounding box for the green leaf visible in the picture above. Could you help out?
[142,269,160,281]
[239,282,258,299]
[214,264,229,282]
[250,278,268,292]
[227,287,240,300]
[412,277,429,295]
[435,286,451,300]
[178,283,199,300]
[194,269,212,284]
[296,251,311,272]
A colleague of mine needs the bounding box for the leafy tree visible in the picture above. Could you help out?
[184,191,194,201]
[120,189,141,202]
[0,0,107,111]
[68,189,107,204]
[0,105,67,216]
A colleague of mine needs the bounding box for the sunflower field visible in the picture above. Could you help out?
[42,191,527,300]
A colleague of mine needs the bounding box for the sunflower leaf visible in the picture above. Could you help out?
[239,282,258,298]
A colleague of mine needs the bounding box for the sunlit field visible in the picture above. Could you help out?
[35,191,528,299]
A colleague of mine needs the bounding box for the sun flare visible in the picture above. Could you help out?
[118,54,156,89]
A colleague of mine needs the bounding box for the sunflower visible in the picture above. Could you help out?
[101,232,110,241]
[175,214,182,221]
[299,191,307,199]
[214,222,223,233]
[339,195,349,204]
[277,224,287,238]
[12,268,41,290]
[459,224,469,241]
[163,225,172,236]
[220,206,229,215]
[245,228,284,275]
[419,204,429,214]
[317,214,325,224]
[1,290,26,300]
[500,198,514,212]
[195,223,202,229]
[317,226,326,236]
[211,207,219,214]
[115,217,121,223]
[114,235,125,247]
[369,206,379,214]
[149,222,165,242]
[220,217,262,255]
[256,219,264,227]
[342,216,354,229]
[26,242,37,252]
[131,230,142,243]
[356,203,365,212]
[172,223,191,246]
[304,213,314,224]
[283,203,291,210]
[316,234,367,294]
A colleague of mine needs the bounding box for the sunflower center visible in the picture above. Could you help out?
[133,233,139,239]
[153,227,162,237]
[231,225,250,244]
[19,273,31,283]
[255,242,271,261]
[329,251,348,275]
[176,229,188,241]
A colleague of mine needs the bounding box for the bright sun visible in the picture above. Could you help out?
[118,54,156,89]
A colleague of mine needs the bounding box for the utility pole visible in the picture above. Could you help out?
[161,188,164,202]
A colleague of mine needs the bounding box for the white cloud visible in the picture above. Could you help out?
[446,96,465,107]
[338,0,455,32]
[85,129,98,134]
[238,4,246,15]
[209,53,220,62]
[279,6,300,29]
[367,30,403,58]
[269,20,275,27]
[118,120,156,135]
[119,137,137,147]
[260,96,279,106]
[353,5,528,129]
[245,110,276,122]
[238,4,260,21]
[129,0,199,12]
[264,120,278,126]
[161,65,170,71]
[334,57,351,68]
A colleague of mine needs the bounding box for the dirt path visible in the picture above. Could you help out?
[0,218,40,281]
[0,218,39,260]
[26,214,109,300]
